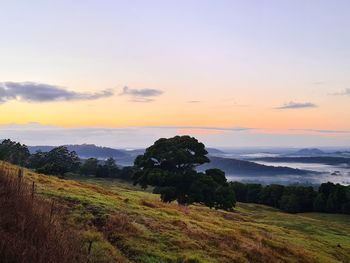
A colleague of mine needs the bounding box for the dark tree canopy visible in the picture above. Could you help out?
[279,194,300,213]
[231,181,350,215]
[96,157,119,178]
[135,136,209,179]
[259,184,285,207]
[35,146,80,176]
[80,158,99,176]
[313,193,327,212]
[189,169,236,210]
[28,151,47,169]
[0,139,30,166]
[133,136,235,210]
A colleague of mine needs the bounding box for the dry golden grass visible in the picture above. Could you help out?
[0,163,86,263]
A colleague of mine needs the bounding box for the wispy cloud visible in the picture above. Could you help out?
[331,88,350,96]
[187,100,201,103]
[119,86,163,102]
[0,82,114,104]
[275,101,317,110]
[290,128,350,134]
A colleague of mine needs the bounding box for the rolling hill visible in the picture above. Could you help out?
[1,161,349,263]
[292,148,325,156]
[200,156,314,176]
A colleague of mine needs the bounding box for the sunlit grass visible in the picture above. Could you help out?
[1,161,349,263]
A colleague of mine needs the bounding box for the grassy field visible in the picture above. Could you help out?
[1,161,350,263]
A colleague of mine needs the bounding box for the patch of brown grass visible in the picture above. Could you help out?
[140,199,159,208]
[0,164,86,263]
[106,213,137,233]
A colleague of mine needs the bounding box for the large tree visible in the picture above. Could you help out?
[133,136,235,210]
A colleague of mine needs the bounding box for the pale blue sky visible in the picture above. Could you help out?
[0,1,350,147]
[2,0,350,87]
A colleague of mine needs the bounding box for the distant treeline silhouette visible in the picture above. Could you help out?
[230,182,350,214]
[0,139,133,180]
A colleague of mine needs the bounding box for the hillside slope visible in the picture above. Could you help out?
[200,156,313,176]
[1,161,349,263]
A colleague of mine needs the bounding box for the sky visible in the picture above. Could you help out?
[0,0,350,148]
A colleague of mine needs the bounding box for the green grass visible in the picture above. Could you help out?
[2,161,350,263]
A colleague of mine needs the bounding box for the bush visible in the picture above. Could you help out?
[341,202,350,214]
[279,194,300,213]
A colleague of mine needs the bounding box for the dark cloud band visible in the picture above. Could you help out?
[276,101,317,110]
[0,82,114,103]
[332,88,350,96]
[119,86,163,102]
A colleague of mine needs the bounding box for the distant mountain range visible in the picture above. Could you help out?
[285,148,350,157]
[292,148,325,156]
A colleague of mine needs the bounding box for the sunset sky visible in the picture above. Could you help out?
[1,1,350,147]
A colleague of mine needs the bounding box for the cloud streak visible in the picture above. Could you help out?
[0,82,114,103]
[276,101,317,110]
[119,86,163,102]
[331,88,350,96]
[290,129,350,134]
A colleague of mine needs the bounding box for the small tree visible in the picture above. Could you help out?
[80,158,99,176]
[279,194,300,213]
[96,158,119,177]
[0,139,30,166]
[230,182,248,202]
[28,151,47,169]
[245,184,263,203]
[260,184,285,208]
[105,158,119,176]
[133,136,235,210]
[313,193,326,212]
[189,169,235,210]
[342,202,350,214]
[36,146,80,176]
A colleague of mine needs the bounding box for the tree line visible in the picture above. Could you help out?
[1,137,349,214]
[230,182,350,214]
[0,139,134,181]
[0,137,236,210]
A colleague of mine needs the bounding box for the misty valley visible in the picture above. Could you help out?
[28,144,350,186]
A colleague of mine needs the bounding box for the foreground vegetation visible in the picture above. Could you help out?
[0,163,85,263]
[1,161,349,263]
